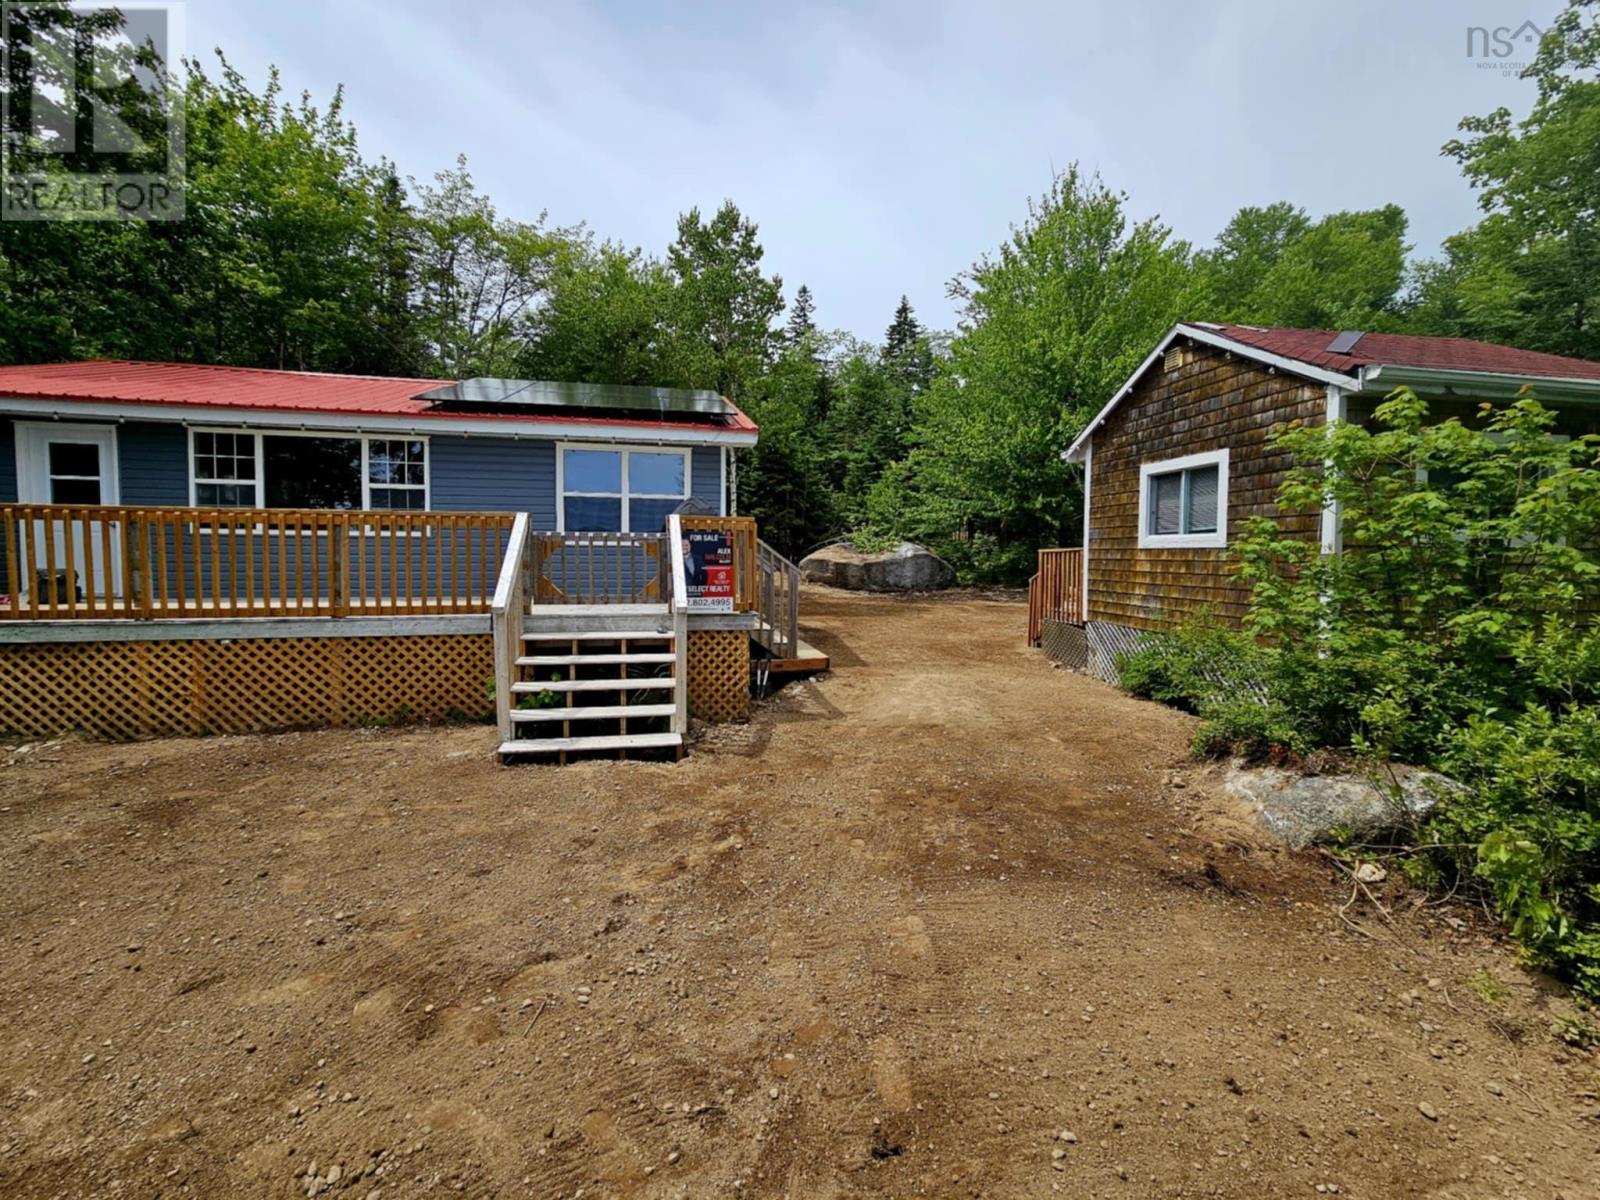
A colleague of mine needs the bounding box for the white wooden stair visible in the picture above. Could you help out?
[492,520,692,764]
[495,598,685,761]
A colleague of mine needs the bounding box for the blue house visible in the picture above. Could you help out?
[0,360,800,759]
[0,359,755,526]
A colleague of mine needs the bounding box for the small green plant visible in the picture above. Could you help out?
[844,528,900,554]
[1467,968,1510,1005]
[1550,1013,1599,1050]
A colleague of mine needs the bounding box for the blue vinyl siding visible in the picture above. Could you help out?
[119,422,188,505]
[0,419,15,503]
[430,436,556,523]
[691,445,723,514]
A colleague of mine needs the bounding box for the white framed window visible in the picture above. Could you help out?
[188,428,430,511]
[364,439,429,511]
[1138,448,1229,549]
[558,444,691,533]
[191,430,261,507]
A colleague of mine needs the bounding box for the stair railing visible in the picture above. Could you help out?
[753,539,801,660]
[491,511,532,745]
[666,513,689,736]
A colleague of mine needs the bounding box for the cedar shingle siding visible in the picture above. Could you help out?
[1087,342,1326,630]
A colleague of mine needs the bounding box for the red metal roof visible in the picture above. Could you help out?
[0,359,758,434]
[1201,324,1600,383]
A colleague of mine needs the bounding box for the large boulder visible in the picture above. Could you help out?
[799,541,956,592]
[1223,761,1464,849]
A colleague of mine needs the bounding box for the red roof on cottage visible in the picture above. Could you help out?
[1200,323,1600,382]
[0,359,758,434]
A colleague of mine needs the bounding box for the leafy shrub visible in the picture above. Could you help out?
[1191,695,1309,761]
[1116,618,1304,760]
[1210,386,1600,998]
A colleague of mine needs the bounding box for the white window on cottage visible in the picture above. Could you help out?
[192,431,260,507]
[559,445,690,532]
[366,439,429,510]
[1138,449,1229,549]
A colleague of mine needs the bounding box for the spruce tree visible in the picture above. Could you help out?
[785,284,818,344]
[882,295,934,392]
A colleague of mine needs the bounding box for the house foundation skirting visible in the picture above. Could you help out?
[686,629,750,723]
[1085,620,1151,683]
[1038,619,1089,672]
[2,620,758,742]
[0,631,497,741]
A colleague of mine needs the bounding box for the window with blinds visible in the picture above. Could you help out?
[1146,464,1219,536]
[1139,451,1228,546]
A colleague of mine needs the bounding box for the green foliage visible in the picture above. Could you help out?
[883,166,1195,582]
[1114,617,1305,760]
[666,201,785,403]
[1418,0,1600,358]
[1196,203,1411,330]
[411,158,569,378]
[1466,968,1511,1005]
[516,240,681,387]
[1223,387,1600,997]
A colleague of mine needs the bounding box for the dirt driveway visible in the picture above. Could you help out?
[1,587,1596,1199]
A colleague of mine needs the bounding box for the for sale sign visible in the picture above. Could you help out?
[684,529,734,612]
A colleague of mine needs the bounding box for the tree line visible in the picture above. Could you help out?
[1,0,1596,573]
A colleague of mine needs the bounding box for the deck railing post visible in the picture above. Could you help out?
[127,511,148,619]
[492,512,531,749]
[668,514,689,737]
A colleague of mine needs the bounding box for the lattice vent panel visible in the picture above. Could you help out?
[0,634,494,741]
[686,630,749,723]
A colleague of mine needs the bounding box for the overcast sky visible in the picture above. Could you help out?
[186,0,1564,340]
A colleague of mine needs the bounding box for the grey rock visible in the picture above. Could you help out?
[799,541,955,592]
[1224,761,1464,849]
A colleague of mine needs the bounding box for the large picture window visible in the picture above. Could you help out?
[560,445,690,532]
[189,430,429,511]
[1137,449,1229,549]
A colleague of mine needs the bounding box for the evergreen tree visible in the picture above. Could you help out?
[785,284,818,344]
[882,295,933,391]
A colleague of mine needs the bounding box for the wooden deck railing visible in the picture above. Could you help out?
[529,531,666,605]
[0,503,516,620]
[1027,547,1084,645]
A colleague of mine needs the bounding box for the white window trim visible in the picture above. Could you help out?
[1137,448,1230,550]
[187,426,431,511]
[556,442,692,533]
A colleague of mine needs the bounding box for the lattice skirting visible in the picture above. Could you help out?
[0,634,495,741]
[1039,619,1089,671]
[1085,620,1150,683]
[686,629,749,723]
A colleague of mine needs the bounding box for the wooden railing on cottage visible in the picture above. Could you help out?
[1027,547,1084,645]
[0,503,516,620]
[528,531,667,605]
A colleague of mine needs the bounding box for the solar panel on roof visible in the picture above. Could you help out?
[1327,330,1365,355]
[414,378,735,420]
